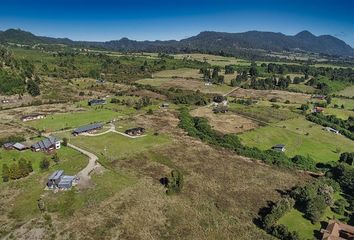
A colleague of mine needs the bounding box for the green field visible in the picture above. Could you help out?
[288,83,316,94]
[0,146,87,183]
[26,109,124,131]
[1,146,88,221]
[330,97,354,110]
[228,102,299,123]
[324,108,354,119]
[239,117,354,163]
[67,132,171,165]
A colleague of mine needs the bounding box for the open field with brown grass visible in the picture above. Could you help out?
[0,107,309,240]
[230,88,311,104]
[191,107,259,134]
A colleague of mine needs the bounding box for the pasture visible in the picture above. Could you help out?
[26,108,124,132]
[239,117,354,163]
[336,85,354,97]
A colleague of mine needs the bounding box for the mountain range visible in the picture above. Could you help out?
[0,28,353,57]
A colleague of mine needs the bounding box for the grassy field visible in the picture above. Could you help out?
[137,77,234,95]
[153,68,203,79]
[336,85,354,97]
[0,146,87,183]
[288,83,317,94]
[228,102,299,123]
[0,146,87,222]
[67,132,171,165]
[330,97,354,110]
[324,108,354,119]
[239,117,354,163]
[26,108,124,131]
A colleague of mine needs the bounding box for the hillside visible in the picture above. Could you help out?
[1,29,353,57]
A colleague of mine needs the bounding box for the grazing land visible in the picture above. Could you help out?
[239,117,354,163]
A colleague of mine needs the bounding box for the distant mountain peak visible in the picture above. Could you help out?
[295,30,316,39]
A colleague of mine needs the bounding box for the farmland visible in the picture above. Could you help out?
[239,117,354,163]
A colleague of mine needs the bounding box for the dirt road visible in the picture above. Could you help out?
[67,143,100,189]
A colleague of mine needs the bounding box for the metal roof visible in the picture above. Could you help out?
[273,144,285,148]
[13,142,27,150]
[3,142,14,148]
[32,136,60,150]
[73,123,103,134]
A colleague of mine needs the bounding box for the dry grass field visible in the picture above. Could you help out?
[230,88,311,104]
[191,107,259,134]
[0,109,309,240]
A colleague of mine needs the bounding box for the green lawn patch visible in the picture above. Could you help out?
[336,85,354,98]
[26,109,124,131]
[239,117,354,163]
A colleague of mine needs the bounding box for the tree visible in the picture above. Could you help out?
[249,62,258,77]
[2,164,9,182]
[166,170,184,195]
[326,95,332,105]
[62,137,68,147]
[40,158,50,170]
[52,153,60,164]
[305,195,327,223]
[27,80,40,96]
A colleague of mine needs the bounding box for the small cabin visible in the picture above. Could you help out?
[325,127,339,134]
[21,114,45,122]
[272,144,286,152]
[125,127,145,136]
[88,99,106,106]
[72,123,103,136]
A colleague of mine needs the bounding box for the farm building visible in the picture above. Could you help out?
[272,144,286,152]
[125,127,145,136]
[12,142,28,151]
[21,114,45,122]
[161,103,169,108]
[2,142,15,150]
[325,127,339,134]
[72,123,103,136]
[47,170,76,189]
[321,219,354,240]
[31,136,61,152]
[312,94,326,100]
[88,99,106,106]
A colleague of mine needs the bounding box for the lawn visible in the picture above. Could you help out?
[2,146,88,221]
[67,132,171,165]
[26,108,124,132]
[239,117,354,163]
[278,195,345,240]
[153,68,202,79]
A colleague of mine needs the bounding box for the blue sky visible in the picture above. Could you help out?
[0,0,353,47]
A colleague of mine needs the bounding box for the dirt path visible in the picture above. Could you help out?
[82,123,147,139]
[67,143,100,189]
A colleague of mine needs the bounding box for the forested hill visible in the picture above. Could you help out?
[1,29,354,57]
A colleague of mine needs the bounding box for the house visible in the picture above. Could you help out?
[31,136,61,152]
[12,143,28,151]
[313,107,324,113]
[161,103,169,108]
[88,99,106,106]
[21,114,45,122]
[47,170,76,189]
[312,94,326,100]
[96,79,105,84]
[2,142,15,150]
[213,105,228,113]
[272,144,286,152]
[125,127,145,136]
[321,219,354,240]
[325,127,339,134]
[72,123,103,136]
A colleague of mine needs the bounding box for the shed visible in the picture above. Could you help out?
[125,127,145,136]
[12,142,27,151]
[272,144,286,152]
[88,99,106,106]
[3,142,14,150]
[72,123,103,135]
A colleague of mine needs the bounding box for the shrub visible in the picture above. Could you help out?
[40,158,50,170]
[165,170,184,195]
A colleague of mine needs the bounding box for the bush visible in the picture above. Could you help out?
[40,158,50,170]
[165,170,183,195]
[305,195,327,223]
[262,198,295,229]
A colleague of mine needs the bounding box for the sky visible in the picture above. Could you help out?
[0,0,354,47]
